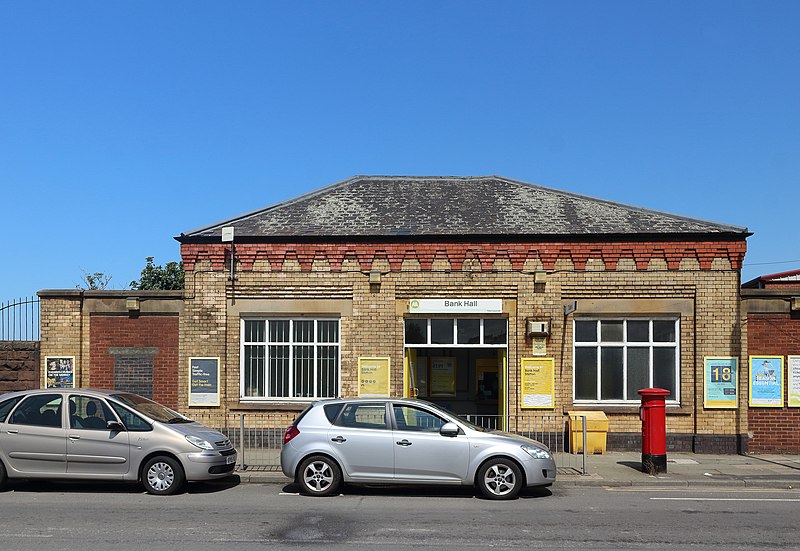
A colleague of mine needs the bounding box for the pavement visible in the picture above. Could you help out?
[234,452,800,489]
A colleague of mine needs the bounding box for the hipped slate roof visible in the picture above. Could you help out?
[177,176,749,242]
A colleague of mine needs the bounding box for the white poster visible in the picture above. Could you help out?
[789,355,800,408]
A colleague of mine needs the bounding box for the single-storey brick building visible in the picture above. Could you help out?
[39,175,758,452]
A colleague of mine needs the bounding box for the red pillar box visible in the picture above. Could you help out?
[638,388,670,474]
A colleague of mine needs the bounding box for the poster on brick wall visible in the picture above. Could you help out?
[748,356,784,408]
[45,356,74,388]
[789,355,800,407]
[703,357,738,409]
[358,357,391,397]
[520,357,555,409]
[189,357,220,406]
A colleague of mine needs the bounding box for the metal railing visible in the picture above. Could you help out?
[0,296,40,341]
[189,412,588,475]
[462,414,587,475]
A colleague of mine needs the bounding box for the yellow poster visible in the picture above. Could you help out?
[430,357,456,397]
[358,357,391,397]
[520,357,555,409]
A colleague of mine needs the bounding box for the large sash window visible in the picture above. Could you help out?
[242,319,340,400]
[574,319,679,403]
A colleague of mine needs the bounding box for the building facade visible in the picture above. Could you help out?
[742,270,800,452]
[35,176,763,451]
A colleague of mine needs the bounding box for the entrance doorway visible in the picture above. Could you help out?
[402,317,508,427]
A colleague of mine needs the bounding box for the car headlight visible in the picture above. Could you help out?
[186,435,214,450]
[521,444,551,460]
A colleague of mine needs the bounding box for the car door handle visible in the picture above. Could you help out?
[68,435,81,440]
[331,436,347,443]
[396,439,412,447]
[6,429,18,434]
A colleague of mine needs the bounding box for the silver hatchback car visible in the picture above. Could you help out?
[0,388,237,495]
[281,398,556,499]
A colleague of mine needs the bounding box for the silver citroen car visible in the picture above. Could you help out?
[0,388,236,495]
[281,398,556,499]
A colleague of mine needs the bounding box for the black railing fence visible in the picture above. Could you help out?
[0,296,40,341]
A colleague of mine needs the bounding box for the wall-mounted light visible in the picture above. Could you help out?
[126,297,140,311]
[534,270,547,284]
[369,270,382,285]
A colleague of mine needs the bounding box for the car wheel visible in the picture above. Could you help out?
[0,459,7,490]
[477,458,523,500]
[297,455,342,497]
[142,456,185,496]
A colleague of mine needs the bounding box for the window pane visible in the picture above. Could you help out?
[0,397,22,423]
[293,345,314,397]
[394,405,445,432]
[404,319,427,344]
[484,319,507,344]
[269,320,289,342]
[268,345,289,397]
[627,321,649,342]
[294,320,314,343]
[626,347,650,400]
[600,321,624,342]
[653,321,676,342]
[336,403,387,429]
[600,347,624,400]
[10,394,63,427]
[245,320,265,342]
[575,321,597,342]
[430,319,454,344]
[574,348,598,400]
[653,348,676,398]
[457,318,481,344]
[244,345,265,397]
[317,345,338,397]
[317,321,339,343]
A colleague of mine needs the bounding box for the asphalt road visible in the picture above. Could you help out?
[1,478,799,550]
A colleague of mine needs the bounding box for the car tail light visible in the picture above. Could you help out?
[283,425,300,445]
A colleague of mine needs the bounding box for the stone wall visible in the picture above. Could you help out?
[0,341,40,393]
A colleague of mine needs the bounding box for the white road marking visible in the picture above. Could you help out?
[651,497,800,502]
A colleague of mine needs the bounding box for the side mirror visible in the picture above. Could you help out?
[440,422,459,438]
[107,420,126,432]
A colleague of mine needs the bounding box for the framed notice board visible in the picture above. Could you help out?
[520,357,554,409]
[358,357,391,397]
[703,357,738,409]
[189,357,220,406]
[430,357,456,397]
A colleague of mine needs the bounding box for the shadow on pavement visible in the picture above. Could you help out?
[280,482,552,500]
[618,461,645,473]
[1,474,241,495]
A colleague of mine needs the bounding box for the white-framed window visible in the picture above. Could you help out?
[241,318,340,400]
[403,318,507,347]
[573,318,680,404]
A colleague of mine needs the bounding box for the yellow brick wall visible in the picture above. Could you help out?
[177,255,745,437]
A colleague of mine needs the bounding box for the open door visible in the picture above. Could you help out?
[499,348,508,431]
[403,348,418,398]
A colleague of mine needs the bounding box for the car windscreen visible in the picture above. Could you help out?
[109,393,192,424]
[413,399,490,433]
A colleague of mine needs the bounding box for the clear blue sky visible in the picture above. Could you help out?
[2,1,798,300]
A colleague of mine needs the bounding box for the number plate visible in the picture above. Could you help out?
[226,455,236,465]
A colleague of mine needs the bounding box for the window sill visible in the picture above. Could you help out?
[231,402,311,411]
[564,404,691,415]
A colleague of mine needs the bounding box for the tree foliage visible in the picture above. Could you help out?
[130,257,185,290]
[77,270,112,290]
